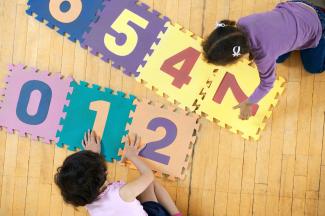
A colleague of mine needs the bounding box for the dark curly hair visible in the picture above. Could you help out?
[202,20,251,65]
[54,150,107,207]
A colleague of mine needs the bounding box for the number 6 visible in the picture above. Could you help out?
[49,0,82,23]
[104,9,149,56]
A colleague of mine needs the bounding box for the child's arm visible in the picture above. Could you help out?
[119,134,154,202]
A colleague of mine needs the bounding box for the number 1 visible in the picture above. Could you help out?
[89,100,111,138]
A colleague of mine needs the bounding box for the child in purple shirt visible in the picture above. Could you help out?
[55,131,182,216]
[202,0,324,120]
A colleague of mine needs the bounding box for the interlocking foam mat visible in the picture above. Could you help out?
[26,0,285,140]
[0,64,199,180]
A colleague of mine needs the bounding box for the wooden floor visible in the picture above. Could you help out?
[1,0,325,215]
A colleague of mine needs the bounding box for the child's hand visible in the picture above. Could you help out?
[82,130,101,153]
[233,100,253,120]
[121,133,141,162]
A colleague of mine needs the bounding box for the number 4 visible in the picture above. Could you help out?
[160,47,201,88]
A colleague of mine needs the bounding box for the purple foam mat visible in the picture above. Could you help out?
[0,64,73,143]
[82,0,169,76]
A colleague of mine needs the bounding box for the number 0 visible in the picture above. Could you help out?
[16,80,52,125]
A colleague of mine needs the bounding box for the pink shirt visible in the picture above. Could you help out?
[86,181,148,216]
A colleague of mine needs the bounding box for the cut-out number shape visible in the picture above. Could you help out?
[104,9,149,56]
[213,72,259,115]
[160,47,201,88]
[139,117,177,165]
[16,80,52,125]
[89,100,111,138]
[49,0,82,23]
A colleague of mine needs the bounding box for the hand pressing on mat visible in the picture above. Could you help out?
[82,130,102,153]
[233,99,253,120]
[121,133,142,162]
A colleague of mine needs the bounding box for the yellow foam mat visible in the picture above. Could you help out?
[197,60,285,140]
[136,22,216,111]
[137,21,285,140]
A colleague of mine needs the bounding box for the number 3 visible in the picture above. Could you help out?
[104,9,149,56]
[49,0,82,23]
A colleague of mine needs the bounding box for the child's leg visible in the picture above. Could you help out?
[300,38,325,73]
[153,181,180,215]
[137,183,158,203]
[276,52,291,63]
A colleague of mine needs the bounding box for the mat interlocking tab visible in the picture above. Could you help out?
[82,0,169,76]
[136,22,216,111]
[0,64,72,143]
[124,99,199,180]
[56,80,136,162]
[197,61,285,140]
[26,0,105,42]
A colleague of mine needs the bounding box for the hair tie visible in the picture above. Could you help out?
[232,46,241,57]
[216,22,226,28]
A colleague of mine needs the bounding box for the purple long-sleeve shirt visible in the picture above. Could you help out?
[237,2,322,104]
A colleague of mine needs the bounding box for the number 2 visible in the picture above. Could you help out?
[160,47,201,88]
[89,100,111,138]
[139,117,177,165]
[49,0,82,23]
[104,9,149,56]
[213,72,259,115]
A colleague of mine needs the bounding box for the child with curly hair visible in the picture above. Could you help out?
[55,131,182,216]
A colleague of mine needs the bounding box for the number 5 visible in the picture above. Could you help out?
[104,9,149,56]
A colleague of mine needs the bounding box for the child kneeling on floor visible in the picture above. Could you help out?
[55,131,182,216]
[202,0,324,120]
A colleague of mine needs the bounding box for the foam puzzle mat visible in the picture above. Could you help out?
[136,22,216,111]
[197,61,285,140]
[0,64,72,143]
[56,81,136,162]
[124,99,198,180]
[26,0,286,140]
[82,0,169,76]
[0,64,199,179]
